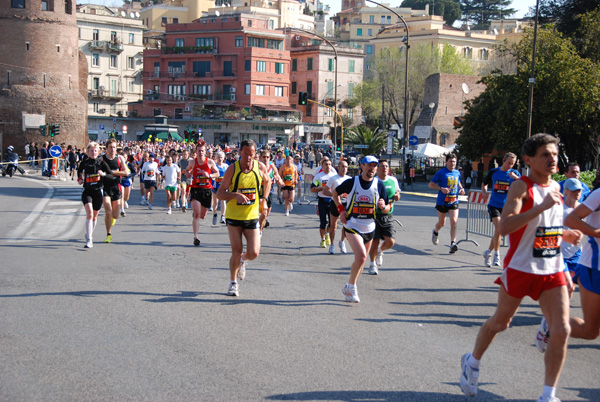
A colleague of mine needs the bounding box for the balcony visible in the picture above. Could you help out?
[106,41,124,53]
[142,71,235,79]
[88,41,105,50]
[144,93,215,102]
[88,40,123,53]
[89,89,123,101]
[162,46,218,55]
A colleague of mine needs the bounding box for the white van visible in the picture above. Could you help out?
[312,140,333,146]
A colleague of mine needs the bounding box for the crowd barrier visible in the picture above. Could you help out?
[457,189,505,248]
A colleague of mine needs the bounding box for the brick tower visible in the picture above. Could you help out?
[0,0,88,155]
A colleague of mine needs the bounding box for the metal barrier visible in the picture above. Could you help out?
[457,190,505,248]
[298,173,316,204]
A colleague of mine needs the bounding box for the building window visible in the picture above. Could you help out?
[307,80,312,95]
[356,28,363,36]
[41,0,52,11]
[173,18,178,24]
[11,0,25,8]
[306,104,311,117]
[193,85,211,95]
[327,81,333,96]
[111,31,117,42]
[92,53,99,67]
[26,42,30,51]
[65,0,72,14]
[110,54,117,68]
[248,37,264,48]
[93,103,99,113]
[256,61,266,72]
[267,39,283,50]
[291,81,297,94]
[110,79,118,96]
[153,108,162,116]
[275,62,284,74]
[245,84,250,95]
[348,108,354,118]
[168,84,185,100]
[366,45,374,54]
[369,15,374,23]
[154,62,160,77]
[481,48,489,60]
[192,61,210,77]
[161,17,167,26]
[348,82,355,99]
[349,60,355,73]
[127,56,134,69]
[269,19,274,29]
[275,86,283,97]
[387,16,391,23]
[92,29,99,41]
[292,59,297,71]
[328,58,334,71]
[92,77,99,90]
[175,38,185,47]
[195,37,214,48]
[368,29,373,36]
[128,80,134,93]
[244,60,251,72]
[129,33,134,44]
[326,108,333,117]
[307,57,313,71]
[464,47,472,59]
[381,16,386,24]
[256,85,265,95]
[235,36,243,47]
[248,19,252,27]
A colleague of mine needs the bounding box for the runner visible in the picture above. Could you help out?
[185,140,220,246]
[294,154,304,204]
[141,153,161,210]
[279,154,298,216]
[77,142,113,249]
[481,152,520,266]
[559,179,582,278]
[274,150,285,204]
[101,139,130,243]
[311,157,337,248]
[178,148,192,212]
[138,152,149,205]
[162,155,181,214]
[119,148,136,217]
[209,151,228,225]
[258,149,284,233]
[429,153,465,253]
[216,139,271,297]
[459,133,582,402]
[368,159,401,274]
[323,159,351,254]
[332,155,390,303]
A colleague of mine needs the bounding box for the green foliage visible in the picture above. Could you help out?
[401,0,462,25]
[577,6,600,63]
[551,170,596,189]
[345,126,388,157]
[538,0,600,36]
[461,0,517,29]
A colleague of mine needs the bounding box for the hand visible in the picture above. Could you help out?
[564,229,583,246]
[236,192,249,204]
[459,188,465,195]
[540,191,562,211]
[340,210,347,224]
[441,187,450,194]
[77,177,83,185]
[565,272,575,298]
[377,199,386,210]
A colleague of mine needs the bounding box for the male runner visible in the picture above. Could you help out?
[459,133,582,402]
[311,157,337,248]
[141,153,161,210]
[294,154,304,204]
[323,159,351,254]
[279,154,298,216]
[101,139,129,243]
[274,150,285,203]
[211,151,228,225]
[216,139,271,297]
[162,155,181,214]
[559,162,590,201]
[368,159,401,274]
[258,149,284,233]
[429,153,465,253]
[185,140,220,246]
[481,152,520,266]
[332,155,390,303]
[178,148,192,212]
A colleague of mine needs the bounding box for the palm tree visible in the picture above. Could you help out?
[344,126,388,158]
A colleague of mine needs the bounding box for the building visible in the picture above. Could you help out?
[289,34,364,143]
[132,11,300,146]
[77,4,145,122]
[0,0,88,152]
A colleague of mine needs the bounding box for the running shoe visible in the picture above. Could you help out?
[289,203,293,211]
[492,252,501,266]
[265,220,270,228]
[104,234,112,243]
[325,234,331,246]
[297,201,302,205]
[148,204,152,210]
[220,215,225,224]
[369,261,379,275]
[432,229,439,245]
[193,237,200,246]
[285,210,289,216]
[339,241,347,254]
[535,317,549,353]
[483,249,492,267]
[342,284,360,303]
[537,396,561,402]
[238,257,246,281]
[328,245,335,255]
[176,201,181,208]
[182,205,187,213]
[212,214,218,225]
[227,282,239,297]
[320,239,326,248]
[167,208,172,215]
[208,206,213,212]
[278,197,283,204]
[85,239,93,249]
[124,201,129,209]
[376,248,384,266]
[450,242,458,254]
[460,353,479,397]
[140,196,146,205]
[120,210,126,218]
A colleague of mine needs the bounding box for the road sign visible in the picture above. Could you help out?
[100,125,105,130]
[113,118,117,124]
[49,145,62,158]
[409,135,419,146]
[354,144,369,148]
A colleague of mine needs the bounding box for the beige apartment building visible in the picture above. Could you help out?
[77,4,145,118]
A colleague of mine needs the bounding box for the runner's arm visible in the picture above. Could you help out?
[565,203,600,238]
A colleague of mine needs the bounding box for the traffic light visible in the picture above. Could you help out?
[39,125,47,137]
[336,137,341,151]
[190,131,197,141]
[184,130,189,141]
[298,92,308,106]
[49,124,60,137]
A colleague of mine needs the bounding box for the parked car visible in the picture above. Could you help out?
[336,151,357,165]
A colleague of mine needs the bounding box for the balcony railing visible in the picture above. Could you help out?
[144,93,215,102]
[89,89,123,100]
[88,40,123,53]
[162,46,218,55]
[142,71,235,79]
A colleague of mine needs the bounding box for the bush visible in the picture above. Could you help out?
[552,169,596,189]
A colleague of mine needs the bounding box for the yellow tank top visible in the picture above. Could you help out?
[225,160,262,221]
[281,164,297,187]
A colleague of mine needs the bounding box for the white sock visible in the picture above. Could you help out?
[86,219,93,240]
[467,354,480,369]
[92,219,97,232]
[542,385,556,399]
[346,283,356,289]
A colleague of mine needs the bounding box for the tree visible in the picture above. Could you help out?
[537,0,599,36]
[344,126,389,157]
[456,27,600,166]
[576,5,600,62]
[401,0,462,25]
[461,0,517,29]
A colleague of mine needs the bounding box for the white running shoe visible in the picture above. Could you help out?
[369,261,379,275]
[339,241,347,254]
[328,245,335,255]
[285,210,289,216]
[176,201,181,208]
[212,214,218,225]
[227,282,239,297]
[432,229,439,245]
[220,215,225,224]
[535,317,549,353]
[166,208,171,215]
[237,257,246,281]
[140,196,146,205]
[376,248,384,266]
[492,252,501,266]
[148,204,152,210]
[289,203,293,211]
[342,284,360,303]
[460,353,479,397]
[449,242,458,254]
[483,249,492,267]
[85,239,93,249]
[537,396,561,402]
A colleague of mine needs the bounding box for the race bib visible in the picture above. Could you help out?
[533,226,562,258]
[196,175,210,185]
[284,174,293,181]
[493,180,510,194]
[215,177,223,183]
[444,194,457,204]
[352,202,374,218]
[86,174,100,183]
[146,171,155,177]
[238,187,256,205]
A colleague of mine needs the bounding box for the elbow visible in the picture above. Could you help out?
[428,182,436,190]
[498,223,509,237]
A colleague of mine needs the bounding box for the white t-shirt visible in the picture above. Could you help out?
[578,190,600,270]
[313,170,338,199]
[326,174,351,203]
[162,164,181,187]
[141,161,160,182]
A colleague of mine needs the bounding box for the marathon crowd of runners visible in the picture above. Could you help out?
[42,133,600,402]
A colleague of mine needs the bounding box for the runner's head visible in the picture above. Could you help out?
[445,153,457,170]
[106,138,117,157]
[502,152,517,170]
[378,159,390,178]
[239,139,257,167]
[360,155,378,179]
[321,156,332,173]
[214,151,225,164]
[259,149,271,164]
[86,142,100,159]
[165,155,172,166]
[337,159,348,176]
[521,133,559,172]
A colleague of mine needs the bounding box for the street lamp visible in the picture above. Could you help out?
[526,0,541,139]
[364,0,409,189]
[429,102,435,143]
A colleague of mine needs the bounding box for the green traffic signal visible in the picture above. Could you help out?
[298,92,308,106]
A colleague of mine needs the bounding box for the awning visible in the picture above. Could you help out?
[140,131,183,142]
[253,104,297,112]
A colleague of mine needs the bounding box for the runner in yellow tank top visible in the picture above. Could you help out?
[279,154,298,216]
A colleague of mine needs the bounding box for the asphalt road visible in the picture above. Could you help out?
[0,175,598,402]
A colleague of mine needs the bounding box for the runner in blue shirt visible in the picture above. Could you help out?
[558,162,590,201]
[481,152,520,266]
[429,153,465,253]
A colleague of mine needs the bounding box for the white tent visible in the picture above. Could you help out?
[402,143,447,158]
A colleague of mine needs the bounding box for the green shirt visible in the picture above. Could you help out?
[378,176,399,215]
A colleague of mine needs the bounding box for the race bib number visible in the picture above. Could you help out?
[444,195,457,204]
[352,202,374,218]
[493,180,510,194]
[196,175,210,185]
[215,177,223,183]
[238,187,257,205]
[284,174,293,182]
[146,171,155,177]
[533,226,562,258]
[86,174,100,184]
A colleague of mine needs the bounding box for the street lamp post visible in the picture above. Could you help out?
[429,102,435,143]
[364,0,409,189]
